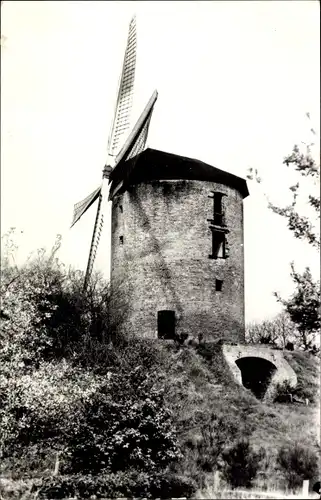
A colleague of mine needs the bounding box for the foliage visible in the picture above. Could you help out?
[0,231,181,485]
[1,231,320,493]
[273,380,296,403]
[247,114,320,350]
[274,264,320,351]
[195,414,247,475]
[246,312,297,348]
[0,230,113,368]
[283,350,320,404]
[247,113,320,249]
[269,137,320,249]
[221,440,265,489]
[35,471,196,499]
[276,443,319,490]
[62,368,181,474]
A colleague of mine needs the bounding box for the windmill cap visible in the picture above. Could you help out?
[110,148,249,198]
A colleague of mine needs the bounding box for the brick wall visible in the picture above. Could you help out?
[110,178,246,342]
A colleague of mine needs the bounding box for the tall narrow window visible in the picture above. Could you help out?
[208,192,226,227]
[119,235,124,245]
[157,310,175,339]
[214,193,223,225]
[209,229,227,259]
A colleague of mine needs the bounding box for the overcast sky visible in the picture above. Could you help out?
[1,0,320,323]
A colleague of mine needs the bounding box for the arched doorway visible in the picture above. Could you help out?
[235,357,277,399]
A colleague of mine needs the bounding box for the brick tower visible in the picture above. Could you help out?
[109,148,249,342]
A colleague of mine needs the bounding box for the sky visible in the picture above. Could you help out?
[1,0,320,323]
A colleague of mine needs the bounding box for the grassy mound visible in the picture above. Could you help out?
[137,341,320,491]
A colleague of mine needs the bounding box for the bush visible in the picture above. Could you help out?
[62,368,182,474]
[273,380,296,403]
[0,231,113,368]
[0,232,182,479]
[221,440,264,489]
[36,471,197,499]
[274,376,318,404]
[276,443,319,490]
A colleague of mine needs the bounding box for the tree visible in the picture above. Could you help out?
[274,264,320,351]
[246,312,297,348]
[247,113,320,350]
[247,113,320,248]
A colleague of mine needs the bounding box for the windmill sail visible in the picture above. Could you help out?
[107,15,137,160]
[71,15,137,230]
[70,15,158,290]
[83,16,137,288]
[108,90,158,199]
[70,186,101,228]
[83,183,107,290]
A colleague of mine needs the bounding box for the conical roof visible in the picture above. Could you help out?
[109,148,249,199]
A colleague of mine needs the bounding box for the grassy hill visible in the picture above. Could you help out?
[1,335,320,499]
[156,342,320,489]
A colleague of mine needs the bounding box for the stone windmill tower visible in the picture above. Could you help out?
[70,16,249,344]
[109,149,249,343]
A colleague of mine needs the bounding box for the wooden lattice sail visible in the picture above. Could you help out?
[70,15,158,289]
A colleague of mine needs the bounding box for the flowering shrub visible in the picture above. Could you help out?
[63,368,182,474]
[0,231,182,486]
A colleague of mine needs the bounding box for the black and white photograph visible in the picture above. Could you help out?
[1,1,320,499]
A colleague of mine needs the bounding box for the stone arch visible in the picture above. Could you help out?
[235,356,277,400]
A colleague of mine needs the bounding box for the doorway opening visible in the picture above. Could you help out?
[157,310,175,340]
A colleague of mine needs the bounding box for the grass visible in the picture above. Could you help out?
[1,340,319,497]
[158,342,320,489]
[195,485,320,499]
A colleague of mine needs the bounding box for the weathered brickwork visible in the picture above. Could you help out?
[110,177,246,342]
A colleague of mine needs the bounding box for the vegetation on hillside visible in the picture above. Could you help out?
[1,232,320,499]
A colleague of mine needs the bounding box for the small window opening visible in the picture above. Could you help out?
[216,279,223,291]
[119,205,123,213]
[119,235,124,244]
[209,229,226,259]
[158,310,175,340]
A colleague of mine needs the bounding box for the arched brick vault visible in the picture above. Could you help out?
[222,344,297,400]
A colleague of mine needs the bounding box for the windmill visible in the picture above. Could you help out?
[70,15,158,289]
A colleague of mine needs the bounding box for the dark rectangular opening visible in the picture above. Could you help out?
[119,235,124,244]
[208,192,226,227]
[216,279,223,291]
[214,193,223,225]
[157,310,175,339]
[119,205,123,213]
[209,229,226,259]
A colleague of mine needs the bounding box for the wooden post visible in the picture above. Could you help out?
[214,470,221,490]
[302,479,309,497]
